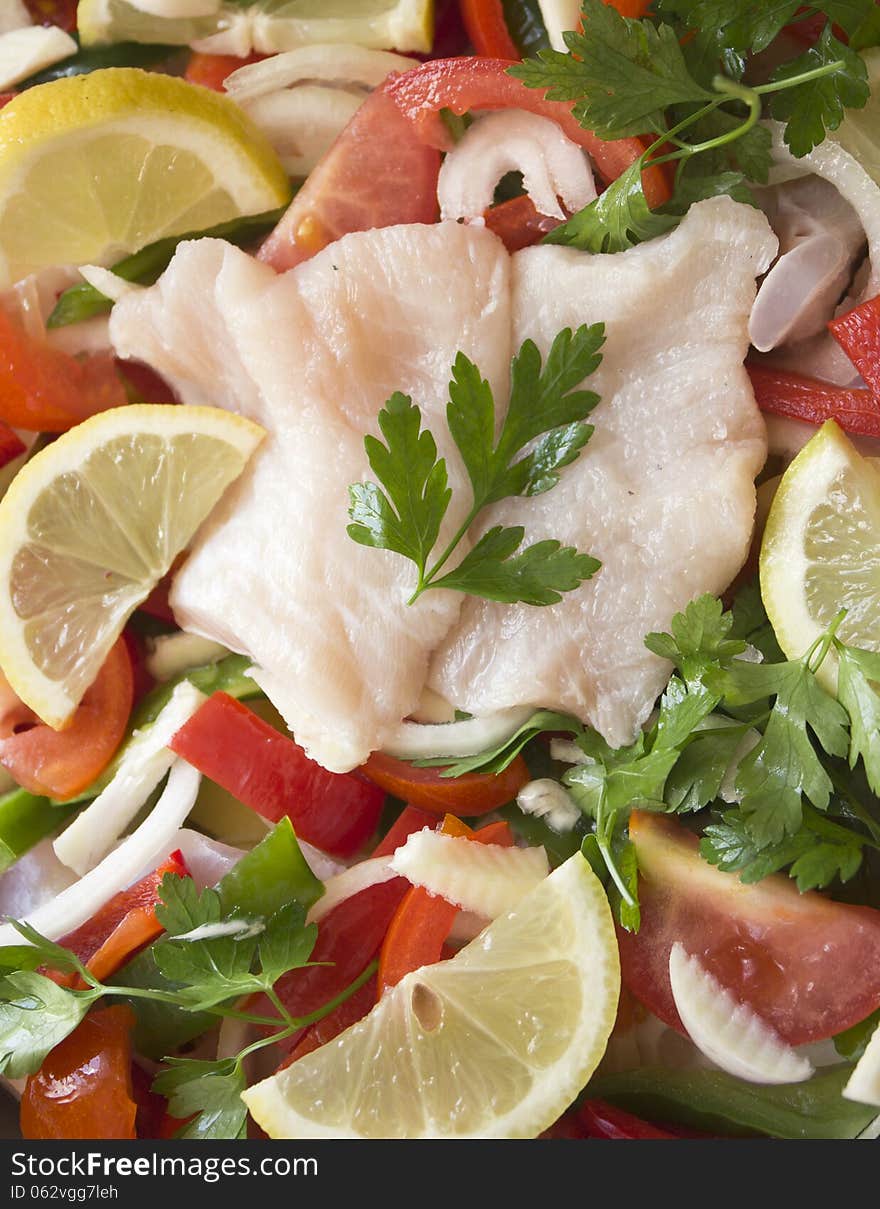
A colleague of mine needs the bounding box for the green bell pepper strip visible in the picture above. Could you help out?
[18,42,185,90]
[0,788,73,873]
[47,209,287,330]
[57,654,263,808]
[588,1066,876,1140]
[116,817,323,1058]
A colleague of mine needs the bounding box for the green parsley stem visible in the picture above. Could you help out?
[408,505,481,605]
[286,958,379,1031]
[597,834,636,908]
[829,769,880,847]
[753,60,847,98]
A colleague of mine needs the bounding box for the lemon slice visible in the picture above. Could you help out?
[827,48,880,187]
[0,68,290,286]
[242,852,620,1139]
[0,404,263,727]
[760,419,880,688]
[77,0,433,56]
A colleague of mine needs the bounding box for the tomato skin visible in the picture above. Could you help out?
[620,812,880,1045]
[185,53,265,91]
[459,0,520,58]
[0,311,128,433]
[0,419,25,469]
[384,57,671,206]
[20,1006,137,1140]
[169,692,385,857]
[360,750,530,816]
[747,365,880,437]
[0,638,133,800]
[259,88,441,272]
[485,192,562,251]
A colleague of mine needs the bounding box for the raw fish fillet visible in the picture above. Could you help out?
[429,198,777,747]
[110,224,511,771]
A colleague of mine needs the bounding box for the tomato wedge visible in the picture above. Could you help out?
[259,88,441,271]
[20,1006,137,1140]
[747,364,880,437]
[0,638,133,800]
[169,692,385,857]
[0,311,128,433]
[360,749,530,816]
[459,0,520,58]
[56,851,188,985]
[185,53,265,91]
[384,57,671,206]
[377,815,514,993]
[619,812,880,1045]
[0,420,25,470]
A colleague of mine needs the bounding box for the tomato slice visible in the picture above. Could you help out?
[169,692,385,857]
[0,419,25,469]
[360,750,530,816]
[0,311,128,433]
[56,851,188,985]
[619,812,880,1045]
[384,57,671,206]
[747,364,880,437]
[459,0,520,58]
[185,53,266,91]
[0,638,133,800]
[258,88,441,271]
[20,1006,137,1140]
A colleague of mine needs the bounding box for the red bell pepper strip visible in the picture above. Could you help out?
[185,53,265,91]
[384,57,671,208]
[601,0,654,15]
[360,749,530,817]
[574,1099,678,1139]
[0,638,134,801]
[748,364,880,437]
[0,310,129,433]
[20,1006,138,1140]
[376,816,514,994]
[372,804,437,857]
[283,974,379,1065]
[485,192,563,251]
[459,0,520,58]
[0,419,25,470]
[169,692,385,857]
[828,294,880,396]
[56,851,188,986]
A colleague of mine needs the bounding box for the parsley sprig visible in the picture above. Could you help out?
[347,327,604,606]
[0,875,372,1139]
[510,1,877,253]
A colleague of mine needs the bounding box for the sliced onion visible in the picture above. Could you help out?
[537,0,581,52]
[306,856,399,926]
[844,1022,880,1107]
[224,43,417,102]
[0,27,77,91]
[389,830,549,919]
[0,837,77,920]
[125,0,221,16]
[54,681,206,876]
[382,705,534,761]
[669,942,814,1084]
[145,632,229,682]
[0,0,30,34]
[240,86,362,178]
[409,686,457,725]
[173,828,244,889]
[298,839,347,882]
[438,110,597,223]
[0,759,201,947]
[79,265,142,304]
[516,778,580,832]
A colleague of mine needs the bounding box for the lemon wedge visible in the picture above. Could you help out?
[0,404,263,727]
[760,420,880,688]
[77,0,433,56]
[242,852,620,1139]
[0,68,290,286]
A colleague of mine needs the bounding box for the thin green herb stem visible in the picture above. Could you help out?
[408,503,481,604]
[753,59,847,97]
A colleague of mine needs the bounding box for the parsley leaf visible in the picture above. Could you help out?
[0,972,96,1078]
[510,0,712,139]
[656,1,802,54]
[153,1058,248,1140]
[416,709,583,777]
[835,641,880,796]
[768,26,870,155]
[544,159,678,254]
[348,328,604,606]
[663,720,750,812]
[645,593,746,690]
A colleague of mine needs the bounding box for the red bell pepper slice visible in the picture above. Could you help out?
[283,974,379,1065]
[360,749,530,817]
[485,193,563,251]
[828,294,880,397]
[376,816,514,994]
[0,419,25,470]
[20,1005,138,1140]
[185,53,266,91]
[574,1099,678,1139]
[384,57,671,207]
[169,692,385,857]
[748,365,880,437]
[56,851,188,985]
[372,803,437,857]
[459,0,520,58]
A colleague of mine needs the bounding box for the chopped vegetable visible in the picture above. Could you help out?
[360,750,531,815]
